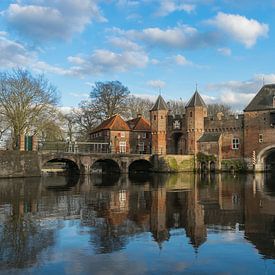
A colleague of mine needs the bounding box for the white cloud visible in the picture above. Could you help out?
[205,73,275,109]
[108,37,142,51]
[217,47,231,56]
[147,80,166,89]
[209,12,268,48]
[155,0,195,16]
[173,54,192,65]
[0,31,35,68]
[3,0,107,42]
[69,92,89,98]
[67,49,149,75]
[112,25,220,50]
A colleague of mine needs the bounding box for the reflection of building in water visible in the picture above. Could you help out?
[185,180,207,249]
[150,186,169,247]
[244,173,275,259]
[2,173,275,262]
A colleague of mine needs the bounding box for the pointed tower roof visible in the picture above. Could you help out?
[244,84,275,112]
[150,95,169,111]
[186,91,206,108]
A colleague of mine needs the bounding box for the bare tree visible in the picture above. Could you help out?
[90,81,130,120]
[207,103,233,117]
[125,95,153,120]
[0,69,59,148]
[72,101,99,140]
[167,99,186,115]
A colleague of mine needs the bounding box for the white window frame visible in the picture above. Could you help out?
[138,142,144,152]
[232,138,240,150]
[259,134,263,143]
[119,141,127,153]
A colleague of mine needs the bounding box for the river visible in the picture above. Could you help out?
[0,172,275,274]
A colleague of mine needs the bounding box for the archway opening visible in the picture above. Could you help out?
[265,150,275,172]
[128,159,153,173]
[200,161,207,172]
[42,158,80,175]
[171,133,183,154]
[91,159,121,174]
[210,161,216,172]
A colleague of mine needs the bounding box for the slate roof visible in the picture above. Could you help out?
[186,91,207,108]
[150,95,169,111]
[91,114,130,133]
[126,116,151,131]
[244,84,275,112]
[198,133,221,143]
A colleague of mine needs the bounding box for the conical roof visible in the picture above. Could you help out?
[186,91,206,108]
[244,84,275,112]
[150,95,169,111]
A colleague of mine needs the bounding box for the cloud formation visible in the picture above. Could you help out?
[67,49,148,75]
[155,0,195,16]
[3,0,106,41]
[209,12,268,48]
[147,80,166,89]
[206,74,275,109]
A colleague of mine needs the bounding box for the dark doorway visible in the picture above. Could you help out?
[265,150,275,172]
[172,133,183,155]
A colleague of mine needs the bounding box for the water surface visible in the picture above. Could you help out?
[0,172,275,274]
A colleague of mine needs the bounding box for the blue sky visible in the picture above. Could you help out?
[0,0,275,110]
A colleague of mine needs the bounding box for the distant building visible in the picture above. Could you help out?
[90,84,275,171]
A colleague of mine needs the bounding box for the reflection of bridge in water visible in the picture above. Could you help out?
[1,172,275,265]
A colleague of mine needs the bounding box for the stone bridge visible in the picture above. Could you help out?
[40,152,154,174]
[0,151,194,178]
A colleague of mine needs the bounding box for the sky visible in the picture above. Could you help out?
[0,0,275,111]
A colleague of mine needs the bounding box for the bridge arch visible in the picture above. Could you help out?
[42,157,80,174]
[128,159,153,173]
[257,145,275,171]
[91,159,121,174]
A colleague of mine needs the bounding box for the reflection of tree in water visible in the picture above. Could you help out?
[0,178,56,269]
[0,213,55,269]
[90,220,129,254]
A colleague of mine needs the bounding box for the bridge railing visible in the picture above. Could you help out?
[39,141,111,154]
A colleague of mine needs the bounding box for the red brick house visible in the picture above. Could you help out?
[90,114,151,154]
[126,114,151,154]
[90,114,131,153]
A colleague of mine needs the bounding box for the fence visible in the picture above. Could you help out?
[39,141,111,154]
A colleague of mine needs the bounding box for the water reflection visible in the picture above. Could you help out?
[0,173,275,273]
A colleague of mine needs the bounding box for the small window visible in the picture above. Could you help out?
[142,132,146,138]
[259,134,263,143]
[154,115,156,120]
[232,138,240,150]
[190,111,192,117]
[138,142,144,152]
[121,131,125,138]
[161,115,163,119]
